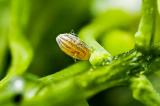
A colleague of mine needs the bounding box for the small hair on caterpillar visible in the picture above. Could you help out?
[56,33,91,60]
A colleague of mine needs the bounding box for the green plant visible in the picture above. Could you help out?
[0,0,160,106]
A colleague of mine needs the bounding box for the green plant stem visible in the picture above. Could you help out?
[76,50,141,98]
[0,0,33,87]
[153,9,160,54]
[21,78,86,106]
[21,50,142,106]
[19,61,90,106]
[79,28,112,66]
[79,10,134,66]
[135,0,156,52]
[39,61,91,84]
[0,10,9,79]
[7,0,33,78]
[130,75,160,106]
[0,33,7,79]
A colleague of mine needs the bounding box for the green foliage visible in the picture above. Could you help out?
[0,0,160,106]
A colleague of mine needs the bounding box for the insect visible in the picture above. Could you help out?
[56,33,91,60]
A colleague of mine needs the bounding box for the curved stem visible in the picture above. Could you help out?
[0,8,9,79]
[0,0,33,87]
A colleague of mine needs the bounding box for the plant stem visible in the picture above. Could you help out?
[76,50,141,98]
[79,10,135,66]
[0,8,9,79]
[21,50,142,106]
[130,75,160,106]
[135,0,156,52]
[0,0,33,87]
[39,61,90,84]
[153,7,160,54]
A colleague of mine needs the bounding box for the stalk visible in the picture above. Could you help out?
[135,0,156,52]
[0,0,33,87]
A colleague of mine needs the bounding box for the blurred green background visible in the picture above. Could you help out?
[0,0,152,106]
